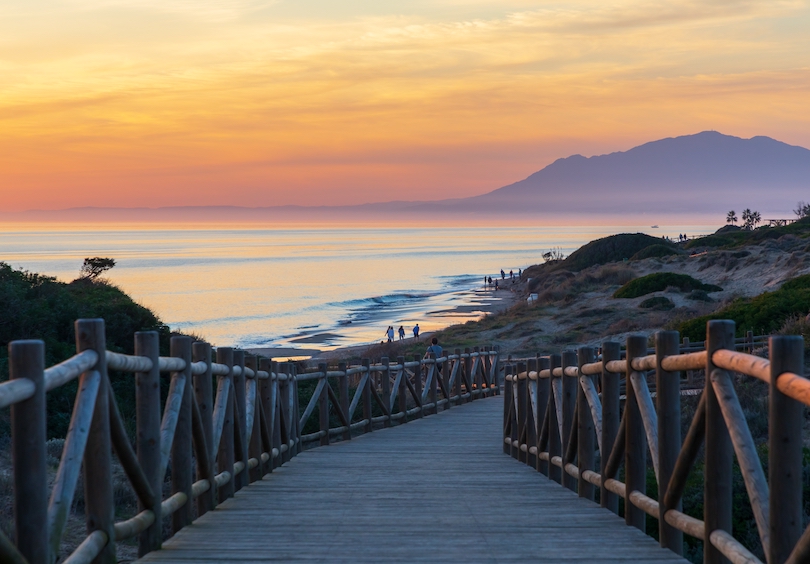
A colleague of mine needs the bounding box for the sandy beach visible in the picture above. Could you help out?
[247,285,520,361]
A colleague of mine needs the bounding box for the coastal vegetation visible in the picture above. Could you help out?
[0,262,173,438]
[685,215,810,249]
[613,272,721,299]
[678,274,810,342]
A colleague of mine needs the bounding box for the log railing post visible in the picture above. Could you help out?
[656,331,682,554]
[292,364,303,455]
[192,341,216,515]
[507,365,519,458]
[526,358,538,469]
[576,346,596,500]
[9,340,48,564]
[318,363,330,446]
[216,347,235,502]
[704,320,734,564]
[769,335,804,564]
[338,362,351,439]
[483,346,492,395]
[232,350,247,490]
[245,355,263,481]
[463,348,472,402]
[413,355,424,417]
[275,362,287,465]
[381,358,392,426]
[362,359,373,432]
[170,336,193,533]
[516,362,527,464]
[502,365,512,455]
[259,358,275,471]
[548,354,562,484]
[470,347,476,397]
[397,356,408,423]
[536,356,550,476]
[561,350,578,492]
[625,335,648,531]
[453,348,462,405]
[429,354,438,415]
[135,331,161,555]
[76,319,115,564]
[493,345,501,395]
[601,342,620,514]
[278,362,291,464]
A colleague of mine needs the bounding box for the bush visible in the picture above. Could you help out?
[780,273,810,291]
[0,263,173,438]
[630,244,681,261]
[639,296,675,310]
[562,233,674,271]
[678,275,810,340]
[686,290,713,302]
[614,273,722,299]
[685,216,810,250]
[777,314,810,355]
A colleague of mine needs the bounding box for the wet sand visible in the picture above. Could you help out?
[247,287,520,361]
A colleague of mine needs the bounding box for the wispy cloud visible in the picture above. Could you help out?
[0,0,809,209]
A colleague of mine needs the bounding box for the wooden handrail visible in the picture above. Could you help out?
[504,324,806,564]
[1,318,500,564]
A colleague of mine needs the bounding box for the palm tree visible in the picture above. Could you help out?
[752,210,761,228]
[726,210,737,225]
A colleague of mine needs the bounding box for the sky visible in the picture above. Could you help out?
[1,0,809,211]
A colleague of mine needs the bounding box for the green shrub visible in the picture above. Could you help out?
[614,273,722,299]
[0,263,173,438]
[639,296,675,310]
[562,233,674,271]
[686,290,713,302]
[685,216,810,250]
[678,277,810,341]
[780,274,810,291]
[630,244,681,261]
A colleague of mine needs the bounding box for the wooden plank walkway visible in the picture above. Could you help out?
[138,397,687,563]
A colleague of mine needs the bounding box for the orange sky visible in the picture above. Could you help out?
[1,0,809,211]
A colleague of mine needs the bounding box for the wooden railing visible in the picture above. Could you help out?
[0,318,500,564]
[503,321,807,564]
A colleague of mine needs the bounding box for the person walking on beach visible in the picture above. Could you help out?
[425,337,443,375]
[398,325,405,340]
[386,326,394,343]
[500,269,505,280]
[495,280,499,290]
[487,276,492,287]
[510,269,513,279]
[413,324,420,339]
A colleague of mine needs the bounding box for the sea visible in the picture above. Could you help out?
[0,224,714,353]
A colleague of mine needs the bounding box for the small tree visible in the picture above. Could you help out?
[542,247,565,263]
[794,201,810,219]
[741,209,761,230]
[726,210,737,225]
[80,257,116,279]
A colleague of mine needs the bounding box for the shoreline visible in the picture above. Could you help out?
[246,285,520,361]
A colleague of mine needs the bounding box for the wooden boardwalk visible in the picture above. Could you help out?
[138,397,686,563]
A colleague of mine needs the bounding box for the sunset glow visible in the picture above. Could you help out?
[2,0,810,210]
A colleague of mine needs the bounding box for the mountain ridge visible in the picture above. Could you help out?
[4,131,809,221]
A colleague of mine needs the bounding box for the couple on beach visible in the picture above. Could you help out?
[385,324,420,342]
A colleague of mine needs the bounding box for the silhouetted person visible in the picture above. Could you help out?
[398,325,405,340]
[413,324,420,339]
[426,337,443,375]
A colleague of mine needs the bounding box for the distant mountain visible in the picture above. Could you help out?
[457,131,810,215]
[4,132,808,222]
